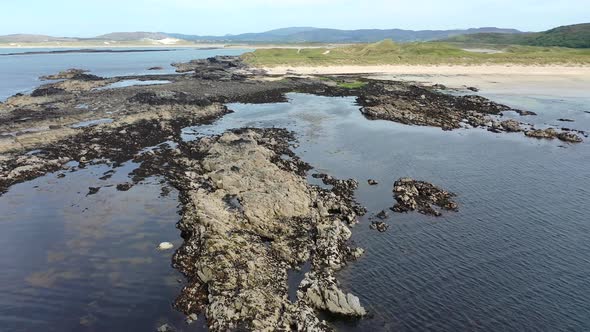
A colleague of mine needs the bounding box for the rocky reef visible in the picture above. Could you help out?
[392,178,458,217]
[170,129,367,331]
[525,128,584,143]
[356,81,583,143]
[357,81,532,131]
[172,55,265,81]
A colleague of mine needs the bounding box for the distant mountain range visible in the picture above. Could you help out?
[0,27,524,44]
[0,34,77,43]
[444,23,590,48]
[167,27,524,43]
[1,24,588,48]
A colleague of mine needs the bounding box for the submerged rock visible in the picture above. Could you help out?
[392,177,458,217]
[156,324,175,332]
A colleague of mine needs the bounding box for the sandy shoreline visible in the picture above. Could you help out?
[262,64,590,76]
[263,64,590,98]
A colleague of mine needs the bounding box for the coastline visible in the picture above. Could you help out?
[261,64,590,97]
[261,64,590,76]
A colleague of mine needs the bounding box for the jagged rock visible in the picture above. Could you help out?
[300,273,366,316]
[525,128,557,139]
[500,119,522,132]
[557,131,583,143]
[370,221,389,232]
[171,130,366,331]
[525,128,583,143]
[357,81,531,132]
[116,182,134,191]
[392,177,458,216]
[40,68,102,81]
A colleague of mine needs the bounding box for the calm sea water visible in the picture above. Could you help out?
[1,50,589,331]
[0,47,251,100]
[188,93,590,331]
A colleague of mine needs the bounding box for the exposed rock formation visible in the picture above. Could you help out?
[170,129,366,331]
[357,81,533,131]
[392,177,458,217]
[172,56,265,81]
[40,68,103,81]
[525,128,583,143]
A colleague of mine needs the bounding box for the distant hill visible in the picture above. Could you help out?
[444,23,590,48]
[95,32,170,41]
[167,27,523,43]
[0,34,77,43]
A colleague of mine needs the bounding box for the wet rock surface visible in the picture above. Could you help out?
[355,81,583,142]
[169,129,367,330]
[357,81,531,131]
[392,178,458,217]
[525,128,584,143]
[173,56,263,81]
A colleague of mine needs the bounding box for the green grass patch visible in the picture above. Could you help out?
[337,81,367,89]
[241,39,590,67]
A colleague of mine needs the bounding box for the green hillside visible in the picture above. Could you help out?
[445,23,590,48]
[242,39,590,66]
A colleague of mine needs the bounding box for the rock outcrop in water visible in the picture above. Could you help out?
[357,81,533,131]
[392,177,458,217]
[525,128,583,143]
[172,56,265,81]
[356,81,583,143]
[170,129,366,331]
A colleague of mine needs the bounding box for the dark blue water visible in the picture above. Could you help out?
[0,47,250,100]
[186,93,590,331]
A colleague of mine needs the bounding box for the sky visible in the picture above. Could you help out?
[1,0,589,36]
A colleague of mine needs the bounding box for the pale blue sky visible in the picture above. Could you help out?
[2,0,589,36]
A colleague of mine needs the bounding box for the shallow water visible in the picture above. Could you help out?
[0,162,207,332]
[95,79,172,91]
[0,47,251,100]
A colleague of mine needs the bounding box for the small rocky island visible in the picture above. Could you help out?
[392,178,459,216]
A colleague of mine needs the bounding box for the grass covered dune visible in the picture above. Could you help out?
[242,40,590,67]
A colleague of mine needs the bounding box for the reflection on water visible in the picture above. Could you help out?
[1,91,590,331]
[0,162,206,332]
[95,79,172,91]
[188,93,590,331]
